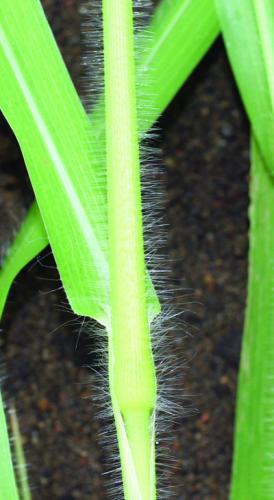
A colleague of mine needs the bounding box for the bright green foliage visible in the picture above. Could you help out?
[92,0,220,136]
[103,0,157,497]
[0,203,45,500]
[140,0,219,132]
[0,0,219,309]
[214,2,274,495]
[1,0,274,497]
[0,0,109,324]
[0,1,219,496]
[230,139,274,499]
[0,203,47,320]
[0,393,19,500]
[215,0,274,175]
[2,0,274,498]
[0,0,162,328]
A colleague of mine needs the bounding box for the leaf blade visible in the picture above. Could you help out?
[0,0,219,318]
[0,393,20,500]
[215,0,274,174]
[0,0,109,323]
[231,138,274,499]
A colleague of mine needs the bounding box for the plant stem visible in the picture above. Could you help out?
[10,405,31,500]
[103,0,156,498]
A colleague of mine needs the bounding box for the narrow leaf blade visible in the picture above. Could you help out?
[0,203,47,319]
[231,138,274,499]
[0,393,19,500]
[0,0,109,323]
[215,0,274,174]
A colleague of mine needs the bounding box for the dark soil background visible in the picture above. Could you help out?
[0,1,249,498]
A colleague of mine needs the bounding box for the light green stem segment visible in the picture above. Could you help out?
[230,139,274,499]
[0,393,19,500]
[10,406,31,500]
[103,0,156,498]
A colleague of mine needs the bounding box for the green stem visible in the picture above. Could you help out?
[10,405,31,500]
[103,0,156,498]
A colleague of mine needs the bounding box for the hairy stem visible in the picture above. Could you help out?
[103,0,157,498]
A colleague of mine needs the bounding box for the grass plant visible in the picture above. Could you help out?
[0,0,274,498]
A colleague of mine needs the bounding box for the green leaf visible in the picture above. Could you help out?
[215,0,274,174]
[0,0,219,319]
[0,393,19,500]
[91,0,220,135]
[140,0,220,131]
[0,0,111,324]
[230,138,274,499]
[0,203,47,319]
[0,205,44,499]
[0,0,220,497]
